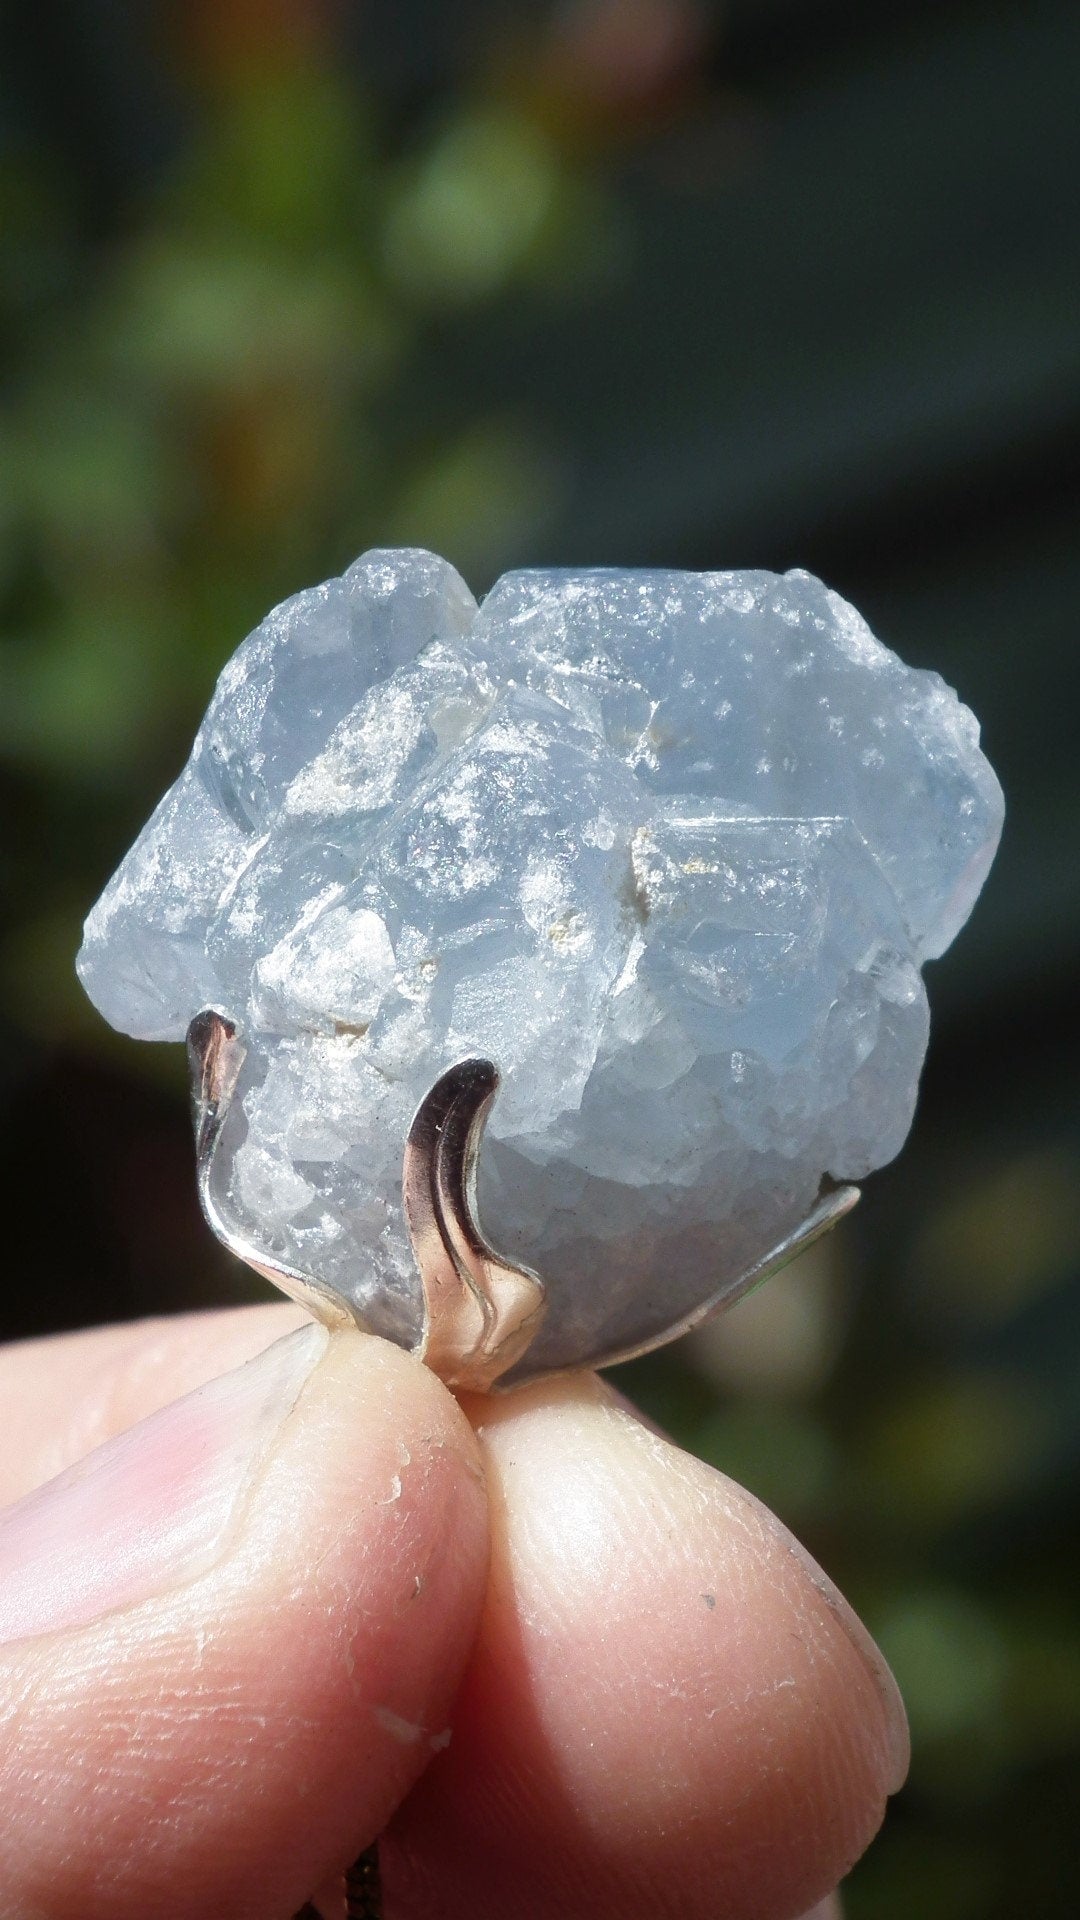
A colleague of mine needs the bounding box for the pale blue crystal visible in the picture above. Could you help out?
[77,549,1004,1369]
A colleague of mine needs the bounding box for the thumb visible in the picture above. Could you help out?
[0,1323,488,1919]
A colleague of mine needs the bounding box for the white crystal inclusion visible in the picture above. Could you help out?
[78,550,1004,1370]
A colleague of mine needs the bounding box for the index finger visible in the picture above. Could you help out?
[384,1374,905,1920]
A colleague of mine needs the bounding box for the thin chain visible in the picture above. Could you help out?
[344,1844,383,1919]
[292,1842,382,1920]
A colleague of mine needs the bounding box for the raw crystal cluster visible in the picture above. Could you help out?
[78,551,1003,1372]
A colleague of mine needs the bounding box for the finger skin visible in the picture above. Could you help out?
[0,1329,489,1920]
[383,1374,905,1920]
[0,1315,881,1918]
[0,1304,307,1504]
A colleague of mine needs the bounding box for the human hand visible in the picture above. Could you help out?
[0,1308,906,1918]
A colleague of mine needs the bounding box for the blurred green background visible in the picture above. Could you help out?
[1,2,1078,1912]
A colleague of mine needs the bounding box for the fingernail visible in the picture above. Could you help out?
[0,1321,328,1644]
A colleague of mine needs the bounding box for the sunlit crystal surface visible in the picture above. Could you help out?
[77,550,1004,1370]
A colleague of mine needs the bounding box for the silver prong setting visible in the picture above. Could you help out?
[186,1010,356,1330]
[187,1010,857,1391]
[402,1058,547,1392]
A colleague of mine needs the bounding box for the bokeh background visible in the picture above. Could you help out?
[2,2,1078,1912]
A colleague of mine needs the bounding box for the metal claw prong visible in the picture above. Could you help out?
[186,1010,356,1330]
[186,1015,547,1388]
[187,1012,844,1392]
[402,1059,547,1392]
[590,1178,862,1374]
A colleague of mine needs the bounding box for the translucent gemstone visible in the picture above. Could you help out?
[77,549,1004,1369]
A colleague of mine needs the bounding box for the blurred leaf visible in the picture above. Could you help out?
[694,1400,842,1524]
[382,109,565,305]
[876,1586,1008,1747]
[13,387,173,566]
[862,1369,1053,1528]
[177,66,376,246]
[104,239,395,398]
[909,1148,1080,1328]
[0,596,179,781]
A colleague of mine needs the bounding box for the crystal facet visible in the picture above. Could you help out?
[77,550,1004,1373]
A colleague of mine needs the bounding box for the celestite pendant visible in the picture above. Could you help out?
[77,550,1003,1388]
